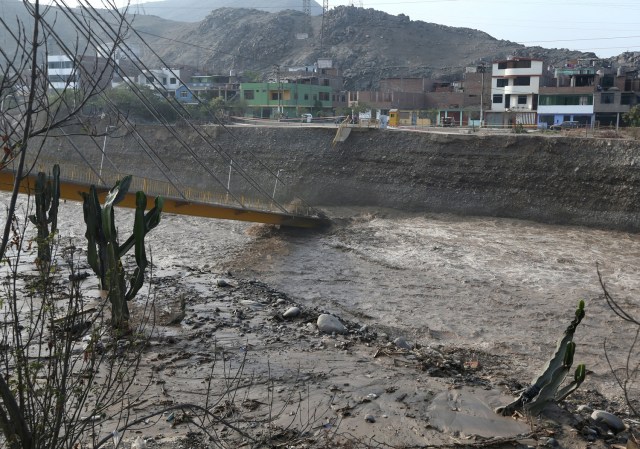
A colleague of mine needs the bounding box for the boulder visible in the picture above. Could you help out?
[317,314,347,334]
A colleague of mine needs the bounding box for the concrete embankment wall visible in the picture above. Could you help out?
[48,126,640,231]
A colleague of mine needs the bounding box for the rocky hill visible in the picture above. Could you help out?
[149,6,602,89]
[2,0,636,89]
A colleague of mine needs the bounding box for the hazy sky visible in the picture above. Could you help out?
[327,0,640,58]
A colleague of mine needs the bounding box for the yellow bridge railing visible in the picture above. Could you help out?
[2,161,330,229]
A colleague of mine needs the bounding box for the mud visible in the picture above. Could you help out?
[7,127,640,447]
[21,199,632,448]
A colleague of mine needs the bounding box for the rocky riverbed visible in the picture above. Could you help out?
[6,123,640,447]
[5,194,633,449]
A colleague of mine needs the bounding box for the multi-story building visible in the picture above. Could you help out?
[47,55,78,90]
[594,66,640,127]
[239,80,332,118]
[537,60,640,128]
[137,67,194,97]
[538,64,597,127]
[175,73,240,103]
[488,57,544,127]
[47,54,111,92]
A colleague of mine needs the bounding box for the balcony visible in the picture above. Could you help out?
[539,86,595,94]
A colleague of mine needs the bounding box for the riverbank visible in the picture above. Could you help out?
[41,126,640,232]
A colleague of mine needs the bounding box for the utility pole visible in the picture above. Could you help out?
[321,0,328,52]
[477,63,486,127]
[273,64,282,116]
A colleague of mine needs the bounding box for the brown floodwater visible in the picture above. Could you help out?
[229,207,640,399]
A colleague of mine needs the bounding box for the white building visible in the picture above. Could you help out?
[47,55,78,90]
[490,57,544,126]
[138,68,182,95]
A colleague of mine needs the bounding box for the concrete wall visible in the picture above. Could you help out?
[45,126,640,231]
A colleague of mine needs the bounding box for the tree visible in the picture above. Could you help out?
[598,267,640,419]
[0,1,160,447]
[624,105,640,127]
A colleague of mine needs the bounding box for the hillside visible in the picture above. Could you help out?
[151,6,599,89]
[2,1,635,89]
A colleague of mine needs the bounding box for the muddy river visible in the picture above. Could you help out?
[4,192,639,402]
[228,207,640,399]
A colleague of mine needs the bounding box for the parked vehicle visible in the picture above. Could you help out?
[550,121,579,130]
[441,117,455,127]
[301,113,313,123]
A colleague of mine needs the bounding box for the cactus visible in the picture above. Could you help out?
[496,300,587,416]
[81,176,163,329]
[28,164,60,267]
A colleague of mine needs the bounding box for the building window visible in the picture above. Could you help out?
[48,74,77,83]
[180,91,188,98]
[601,74,614,89]
[492,94,503,104]
[146,76,154,82]
[244,90,254,100]
[162,77,167,84]
[170,77,177,85]
[323,79,330,86]
[496,79,508,88]
[513,60,532,69]
[271,92,281,100]
[601,93,614,104]
[514,77,531,86]
[621,93,633,105]
[517,95,527,105]
[47,60,74,69]
[539,95,593,106]
[498,60,532,70]
[579,96,591,105]
[319,92,330,101]
[304,94,309,100]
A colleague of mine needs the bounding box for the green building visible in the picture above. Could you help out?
[240,81,333,119]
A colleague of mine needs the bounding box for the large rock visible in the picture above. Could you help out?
[591,410,625,433]
[317,314,347,334]
[283,306,301,318]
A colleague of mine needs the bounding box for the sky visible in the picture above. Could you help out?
[326,0,640,58]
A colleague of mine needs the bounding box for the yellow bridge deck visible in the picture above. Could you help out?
[0,170,330,229]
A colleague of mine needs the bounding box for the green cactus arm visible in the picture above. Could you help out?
[119,195,164,257]
[554,364,587,403]
[81,186,106,284]
[496,301,586,416]
[524,343,575,416]
[529,302,584,390]
[125,192,149,301]
[125,194,163,300]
